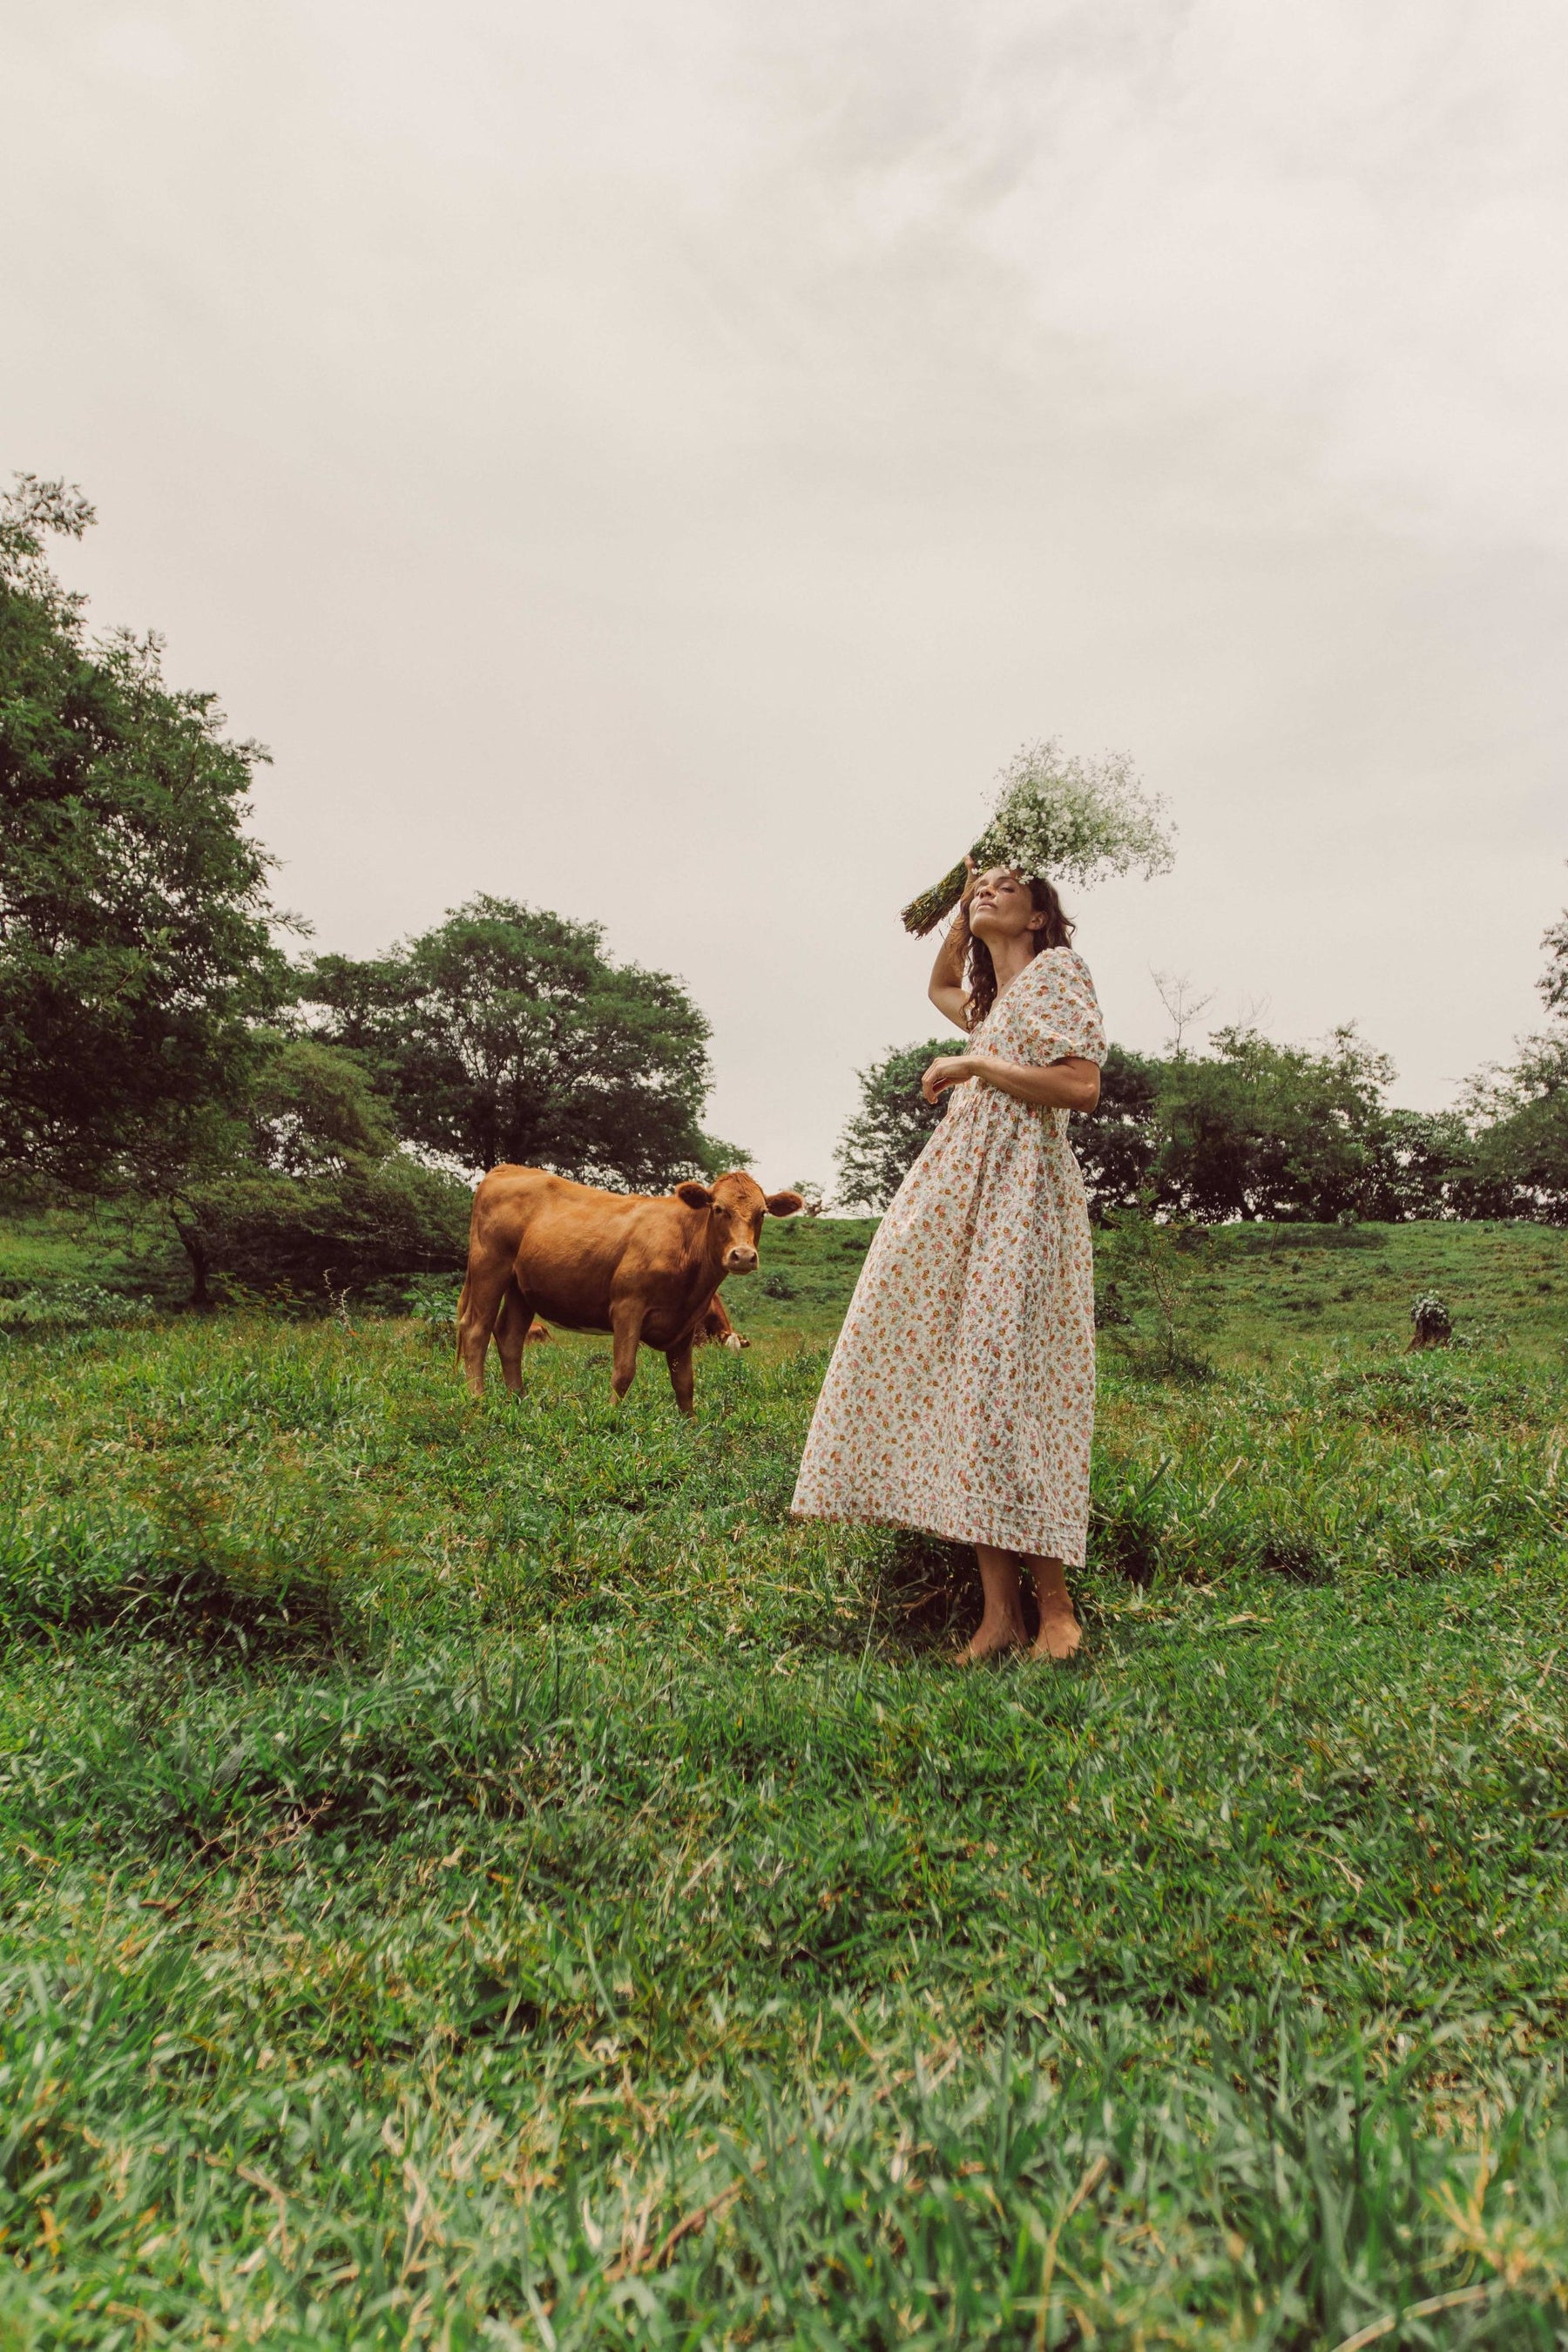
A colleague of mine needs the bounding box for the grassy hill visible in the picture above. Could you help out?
[734,1210,1567,1362]
[0,1219,1565,2344]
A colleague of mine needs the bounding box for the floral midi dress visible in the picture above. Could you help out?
[792,947,1106,1564]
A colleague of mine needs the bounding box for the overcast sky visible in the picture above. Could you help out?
[5,1,1566,1186]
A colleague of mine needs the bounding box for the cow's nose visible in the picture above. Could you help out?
[725,1246,759,1274]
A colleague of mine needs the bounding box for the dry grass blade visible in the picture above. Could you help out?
[1033,2153,1109,2352]
[1328,2281,1496,2351]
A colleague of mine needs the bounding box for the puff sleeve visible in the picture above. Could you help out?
[1007,950,1106,1069]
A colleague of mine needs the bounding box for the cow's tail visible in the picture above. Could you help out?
[455,1276,470,1362]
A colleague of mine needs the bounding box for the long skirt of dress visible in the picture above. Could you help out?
[791,947,1103,1565]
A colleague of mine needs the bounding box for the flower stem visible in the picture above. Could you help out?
[900,857,971,936]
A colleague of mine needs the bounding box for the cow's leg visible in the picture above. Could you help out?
[666,1336,696,1418]
[609,1299,645,1402]
[456,1258,513,1399]
[492,1279,535,1396]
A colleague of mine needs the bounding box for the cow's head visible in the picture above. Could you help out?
[675,1171,803,1274]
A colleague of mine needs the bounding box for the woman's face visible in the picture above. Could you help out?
[968,868,1043,948]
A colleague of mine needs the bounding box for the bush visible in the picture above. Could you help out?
[164,1036,475,1307]
[178,1156,470,1308]
[0,1280,153,1333]
[1095,1209,1217,1380]
[401,1274,463,1325]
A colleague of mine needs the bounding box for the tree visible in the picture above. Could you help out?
[1465,1064,1568,1222]
[296,897,736,1188]
[243,1035,402,1174]
[173,1036,471,1303]
[835,1038,951,1211]
[1074,1044,1160,1218]
[1154,1025,1396,1222]
[1448,888,1568,1224]
[1084,1034,1473,1225]
[1542,896,1568,1017]
[0,475,287,1195]
[1150,970,1215,1054]
[1362,1105,1471,1222]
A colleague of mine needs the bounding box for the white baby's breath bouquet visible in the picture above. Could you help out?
[900,740,1175,935]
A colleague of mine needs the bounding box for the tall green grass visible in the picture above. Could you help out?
[0,1222,1566,2344]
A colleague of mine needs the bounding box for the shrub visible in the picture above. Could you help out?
[0,1281,153,1332]
[178,1156,470,1308]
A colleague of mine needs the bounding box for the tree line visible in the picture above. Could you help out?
[836,955,1568,1223]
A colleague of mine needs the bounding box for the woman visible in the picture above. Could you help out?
[791,863,1105,1660]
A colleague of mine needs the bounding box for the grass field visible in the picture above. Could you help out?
[1,1217,1566,2346]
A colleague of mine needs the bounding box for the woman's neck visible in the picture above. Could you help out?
[988,934,1041,997]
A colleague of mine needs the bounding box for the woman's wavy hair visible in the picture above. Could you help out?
[963,873,1074,1030]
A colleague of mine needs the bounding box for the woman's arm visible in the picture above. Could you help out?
[927,860,977,1032]
[921,1052,1101,1112]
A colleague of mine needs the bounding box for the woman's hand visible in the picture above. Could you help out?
[922,1053,975,1103]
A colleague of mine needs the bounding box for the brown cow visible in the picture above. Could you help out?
[457,1167,801,1412]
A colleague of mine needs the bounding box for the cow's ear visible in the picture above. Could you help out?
[764,1191,805,1218]
[676,1180,714,1210]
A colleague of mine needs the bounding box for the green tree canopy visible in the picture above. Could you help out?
[296,897,736,1189]
[1463,1052,1568,1222]
[1542,898,1568,1017]
[834,1038,951,1211]
[1073,1044,1161,1217]
[1154,1025,1396,1223]
[0,475,287,1195]
[1456,893,1568,1222]
[1362,1105,1474,1223]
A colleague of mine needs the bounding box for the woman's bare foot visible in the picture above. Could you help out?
[958,1544,1030,1662]
[956,1614,1026,1664]
[1025,1553,1081,1661]
[1029,1603,1081,1661]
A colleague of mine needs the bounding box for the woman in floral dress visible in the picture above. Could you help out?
[792,865,1105,1660]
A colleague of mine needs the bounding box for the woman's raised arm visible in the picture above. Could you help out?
[927,860,975,1031]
